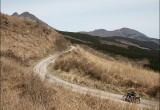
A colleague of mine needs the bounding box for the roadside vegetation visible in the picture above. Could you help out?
[1,13,140,110]
[51,46,159,99]
[2,56,140,110]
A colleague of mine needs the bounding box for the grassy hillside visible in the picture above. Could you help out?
[103,36,159,50]
[58,31,160,72]
[1,13,139,110]
[51,46,159,99]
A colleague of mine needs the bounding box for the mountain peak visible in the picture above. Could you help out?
[93,29,107,32]
[12,12,19,17]
[20,11,33,16]
[120,27,138,32]
[19,12,37,19]
[95,29,106,31]
[11,11,58,30]
[120,27,130,29]
[11,11,48,26]
[21,11,30,14]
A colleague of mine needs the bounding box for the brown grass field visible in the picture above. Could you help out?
[1,13,141,110]
[51,46,159,99]
[2,56,140,110]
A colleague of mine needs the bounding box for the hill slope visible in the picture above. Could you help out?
[2,13,69,63]
[1,13,71,109]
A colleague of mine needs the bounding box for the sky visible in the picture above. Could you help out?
[1,0,159,39]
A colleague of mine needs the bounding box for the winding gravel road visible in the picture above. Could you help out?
[33,46,159,110]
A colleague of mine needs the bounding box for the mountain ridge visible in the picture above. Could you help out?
[12,11,49,27]
[80,28,159,44]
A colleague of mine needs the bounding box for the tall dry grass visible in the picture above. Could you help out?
[79,44,149,68]
[1,56,139,110]
[1,13,139,110]
[52,46,159,99]
[1,13,70,64]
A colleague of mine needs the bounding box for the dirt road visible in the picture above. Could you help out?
[33,46,159,110]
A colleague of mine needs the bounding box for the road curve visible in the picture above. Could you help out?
[33,46,159,110]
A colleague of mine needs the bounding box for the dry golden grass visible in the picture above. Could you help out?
[1,13,70,64]
[2,56,138,110]
[80,45,149,68]
[100,40,128,48]
[2,56,139,110]
[1,13,139,110]
[2,57,139,110]
[52,46,159,99]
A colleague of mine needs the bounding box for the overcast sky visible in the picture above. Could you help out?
[2,0,159,39]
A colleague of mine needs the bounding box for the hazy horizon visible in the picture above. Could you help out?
[2,0,159,39]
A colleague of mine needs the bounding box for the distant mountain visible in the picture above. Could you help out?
[12,12,19,17]
[12,12,48,26]
[80,28,159,44]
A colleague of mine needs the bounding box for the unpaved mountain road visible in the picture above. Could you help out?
[33,46,159,110]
